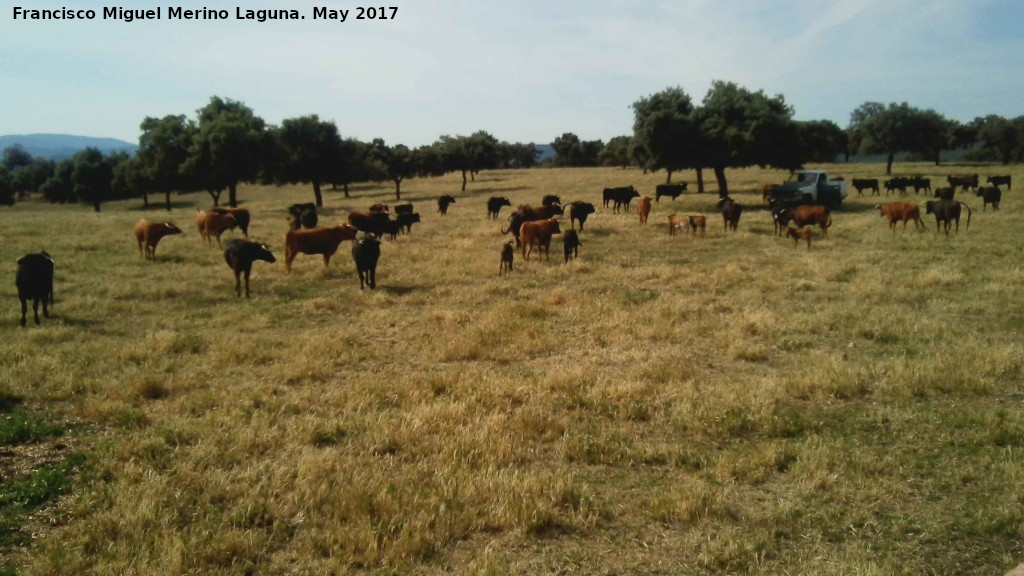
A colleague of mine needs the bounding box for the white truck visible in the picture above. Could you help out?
[768,171,848,207]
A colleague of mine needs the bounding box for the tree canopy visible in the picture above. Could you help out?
[183,96,268,207]
[273,114,343,207]
[137,114,195,209]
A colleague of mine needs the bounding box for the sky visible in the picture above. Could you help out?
[2,0,1022,146]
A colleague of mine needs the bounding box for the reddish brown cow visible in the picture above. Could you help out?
[520,218,562,261]
[875,202,923,231]
[786,226,813,250]
[687,214,706,237]
[284,224,359,271]
[347,211,390,237]
[789,206,832,238]
[210,208,251,237]
[637,196,652,225]
[517,204,563,221]
[668,214,687,236]
[134,219,182,260]
[196,211,238,247]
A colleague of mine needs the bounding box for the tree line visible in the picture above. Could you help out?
[0,96,541,211]
[1,88,1021,208]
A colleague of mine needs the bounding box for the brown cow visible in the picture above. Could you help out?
[284,224,359,272]
[789,206,832,238]
[687,214,706,237]
[347,211,390,237]
[637,196,652,225]
[668,214,687,236]
[518,204,563,221]
[134,220,182,260]
[500,241,514,275]
[196,210,238,247]
[786,226,813,250]
[761,184,778,203]
[719,197,742,232]
[875,202,923,231]
[520,218,561,261]
[210,208,250,237]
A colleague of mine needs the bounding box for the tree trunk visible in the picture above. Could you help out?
[331,183,338,191]
[142,191,149,209]
[93,199,101,212]
[208,189,222,206]
[714,166,729,198]
[471,171,476,182]
[313,181,323,208]
[229,183,238,208]
[165,191,172,211]
[885,153,894,176]
[666,170,673,184]
[934,151,941,166]
[844,150,850,163]
[461,170,467,192]
[696,167,705,194]
[343,183,350,198]
[393,178,402,201]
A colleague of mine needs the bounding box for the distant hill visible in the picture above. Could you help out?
[0,134,138,161]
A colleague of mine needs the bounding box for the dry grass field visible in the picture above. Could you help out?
[1,163,1023,575]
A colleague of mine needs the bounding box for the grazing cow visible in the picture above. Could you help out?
[719,197,742,232]
[875,202,923,231]
[637,196,652,225]
[518,204,563,221]
[210,208,250,237]
[668,214,687,236]
[348,211,390,237]
[947,174,979,192]
[786,226,813,250]
[788,205,832,238]
[602,186,639,212]
[924,200,971,235]
[567,201,596,231]
[852,178,880,196]
[369,203,389,214]
[352,236,381,290]
[284,224,359,272]
[487,196,512,220]
[687,214,707,237]
[134,219,182,260]
[987,175,1012,191]
[933,187,955,201]
[224,240,275,298]
[656,184,687,202]
[288,203,318,230]
[396,212,421,234]
[15,252,54,327]
[520,218,562,261]
[393,203,414,214]
[500,241,514,276]
[437,195,456,215]
[976,186,1002,211]
[196,210,238,247]
[563,230,581,263]
[909,176,931,195]
[885,177,909,196]
[542,194,562,207]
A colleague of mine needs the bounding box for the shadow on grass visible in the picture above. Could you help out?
[380,284,426,296]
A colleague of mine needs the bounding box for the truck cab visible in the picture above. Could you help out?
[770,171,848,207]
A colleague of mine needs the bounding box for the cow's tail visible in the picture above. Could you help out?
[824,210,833,230]
[959,202,972,231]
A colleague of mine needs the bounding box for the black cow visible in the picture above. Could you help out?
[988,175,1012,191]
[288,203,318,229]
[437,195,456,215]
[393,202,414,215]
[380,218,402,240]
[352,236,381,290]
[397,212,421,234]
[487,196,512,220]
[655,183,687,202]
[976,186,1002,211]
[602,186,638,210]
[933,187,955,201]
[719,197,742,232]
[16,252,54,327]
[924,200,971,235]
[562,230,581,263]
[910,176,931,195]
[852,179,880,196]
[885,177,910,196]
[567,201,596,231]
[542,194,562,207]
[224,240,275,298]
[502,212,528,248]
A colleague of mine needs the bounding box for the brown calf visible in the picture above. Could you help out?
[786,226,813,250]
[500,241,514,275]
[637,196,652,225]
[134,219,182,260]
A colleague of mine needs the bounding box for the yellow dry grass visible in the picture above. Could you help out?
[1,163,1023,575]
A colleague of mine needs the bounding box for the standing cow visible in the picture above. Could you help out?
[16,252,55,327]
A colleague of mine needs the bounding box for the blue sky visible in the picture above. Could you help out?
[2,0,1022,146]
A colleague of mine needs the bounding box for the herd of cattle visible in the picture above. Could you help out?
[12,171,1012,325]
